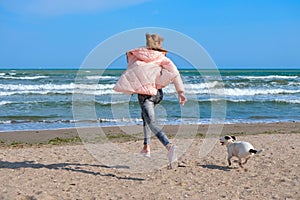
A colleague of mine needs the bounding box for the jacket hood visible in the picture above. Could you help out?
[128,47,164,62]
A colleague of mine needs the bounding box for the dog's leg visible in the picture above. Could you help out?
[227,156,232,166]
[238,158,244,168]
[243,157,250,165]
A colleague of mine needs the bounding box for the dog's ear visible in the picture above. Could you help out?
[231,136,236,140]
[224,136,231,140]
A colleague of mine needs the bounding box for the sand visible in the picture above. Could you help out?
[0,122,299,200]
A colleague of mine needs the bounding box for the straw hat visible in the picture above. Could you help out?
[145,33,168,52]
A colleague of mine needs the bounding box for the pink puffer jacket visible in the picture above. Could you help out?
[113,47,185,95]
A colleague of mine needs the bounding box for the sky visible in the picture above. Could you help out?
[0,0,299,69]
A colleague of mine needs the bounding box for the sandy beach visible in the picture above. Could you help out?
[0,122,299,199]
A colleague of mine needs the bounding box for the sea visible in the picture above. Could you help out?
[0,69,299,132]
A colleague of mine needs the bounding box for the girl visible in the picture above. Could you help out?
[113,33,187,166]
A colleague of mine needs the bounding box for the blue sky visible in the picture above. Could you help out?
[0,0,299,69]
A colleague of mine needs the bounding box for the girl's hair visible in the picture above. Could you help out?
[146,33,167,52]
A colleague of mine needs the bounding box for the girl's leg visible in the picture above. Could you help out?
[138,91,176,164]
[142,114,151,146]
[140,98,170,147]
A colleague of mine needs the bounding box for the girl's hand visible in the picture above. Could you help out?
[178,92,187,106]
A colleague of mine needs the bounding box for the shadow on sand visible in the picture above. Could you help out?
[199,164,231,172]
[0,160,145,181]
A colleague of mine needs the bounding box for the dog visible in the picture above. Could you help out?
[220,135,263,168]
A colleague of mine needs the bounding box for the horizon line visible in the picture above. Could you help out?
[0,67,299,70]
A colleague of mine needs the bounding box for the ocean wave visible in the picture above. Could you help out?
[1,117,298,131]
[1,79,299,97]
[0,100,72,107]
[230,99,300,104]
[0,90,118,96]
[86,75,118,80]
[166,82,299,96]
[0,83,75,91]
[0,118,143,125]
[0,91,72,96]
[74,83,114,90]
[171,87,300,96]
[0,83,116,96]
[0,76,48,80]
[225,75,299,80]
[274,99,300,104]
[0,101,12,105]
[96,100,130,105]
[224,88,300,96]
[196,98,300,104]
[73,100,131,106]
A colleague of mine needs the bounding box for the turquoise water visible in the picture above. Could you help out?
[0,69,299,131]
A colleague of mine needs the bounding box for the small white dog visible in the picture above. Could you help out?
[220,135,263,168]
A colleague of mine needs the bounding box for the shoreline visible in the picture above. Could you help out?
[0,122,299,145]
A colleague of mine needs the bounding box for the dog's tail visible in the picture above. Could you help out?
[249,149,264,154]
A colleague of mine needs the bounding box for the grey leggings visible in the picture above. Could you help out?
[138,89,170,147]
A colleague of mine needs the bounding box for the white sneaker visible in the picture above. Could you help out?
[140,149,151,157]
[167,145,177,165]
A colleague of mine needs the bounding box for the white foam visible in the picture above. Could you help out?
[228,75,298,80]
[275,99,300,104]
[2,76,48,80]
[224,88,300,96]
[86,76,117,80]
[0,120,12,124]
[0,101,12,105]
